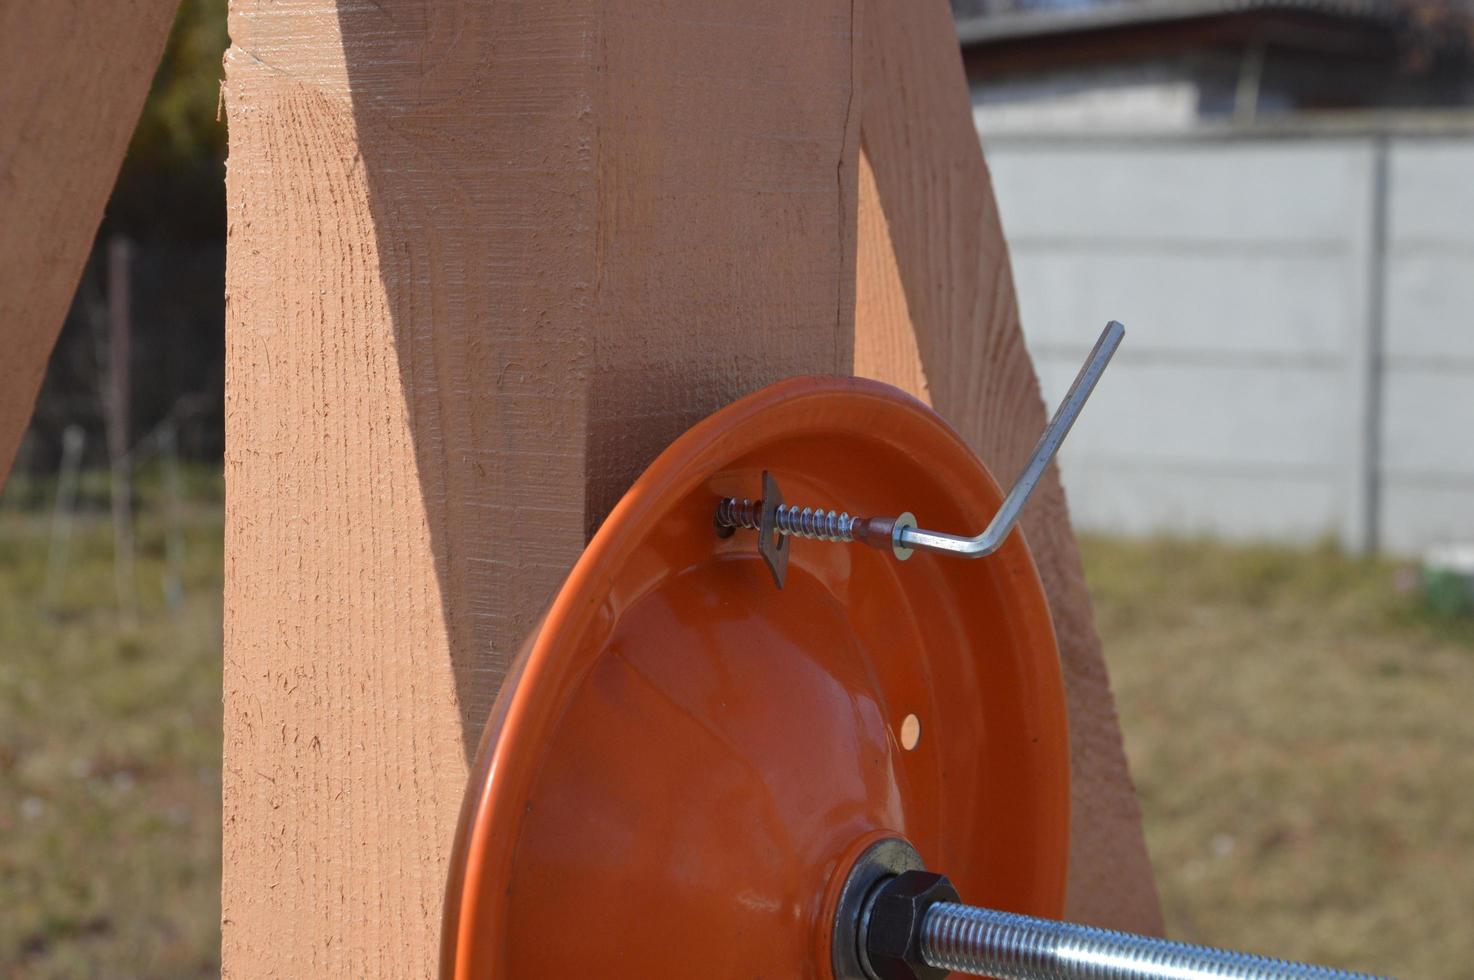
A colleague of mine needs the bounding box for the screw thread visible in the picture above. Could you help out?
[776,504,856,542]
[715,498,857,542]
[921,903,1383,980]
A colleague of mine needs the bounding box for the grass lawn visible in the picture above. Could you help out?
[1,477,222,979]
[2,479,1472,976]
[1088,534,1474,978]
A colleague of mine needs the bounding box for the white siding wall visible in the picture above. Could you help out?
[1382,140,1474,551]
[985,133,1474,553]
[971,65,1201,133]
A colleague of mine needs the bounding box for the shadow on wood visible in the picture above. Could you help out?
[223,0,857,974]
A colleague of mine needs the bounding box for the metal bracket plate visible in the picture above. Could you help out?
[758,470,789,590]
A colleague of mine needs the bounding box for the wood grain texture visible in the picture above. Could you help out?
[222,1,857,974]
[0,0,179,484]
[854,0,1164,933]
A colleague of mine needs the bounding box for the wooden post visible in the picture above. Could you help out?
[106,236,137,624]
[159,420,187,609]
[43,424,87,608]
[0,0,179,487]
[222,2,857,973]
[854,0,1164,934]
[0,0,1157,969]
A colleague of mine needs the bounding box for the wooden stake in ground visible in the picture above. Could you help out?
[158,421,186,610]
[43,424,87,608]
[106,236,137,626]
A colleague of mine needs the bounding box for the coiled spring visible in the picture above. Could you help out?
[715,497,857,542]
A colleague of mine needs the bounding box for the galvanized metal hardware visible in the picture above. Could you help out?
[864,870,960,980]
[837,839,1386,980]
[916,902,1385,980]
[715,321,1124,587]
[832,839,927,980]
[714,470,916,588]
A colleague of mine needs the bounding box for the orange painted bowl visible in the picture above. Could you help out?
[442,376,1070,979]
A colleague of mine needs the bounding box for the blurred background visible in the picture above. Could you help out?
[3,0,1474,976]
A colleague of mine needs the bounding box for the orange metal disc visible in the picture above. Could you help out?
[442,377,1070,980]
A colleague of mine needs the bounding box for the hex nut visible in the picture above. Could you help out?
[833,839,926,980]
[863,870,960,980]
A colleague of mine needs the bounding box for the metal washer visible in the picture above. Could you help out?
[832,838,924,980]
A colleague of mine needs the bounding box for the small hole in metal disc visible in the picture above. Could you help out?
[899,714,921,751]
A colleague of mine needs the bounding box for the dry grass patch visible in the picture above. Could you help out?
[1084,534,1474,978]
[3,482,1471,977]
[0,481,221,979]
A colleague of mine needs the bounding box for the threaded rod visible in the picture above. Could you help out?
[921,903,1385,980]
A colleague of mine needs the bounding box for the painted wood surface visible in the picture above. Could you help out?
[0,0,179,483]
[854,0,1164,933]
[221,1,857,974]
